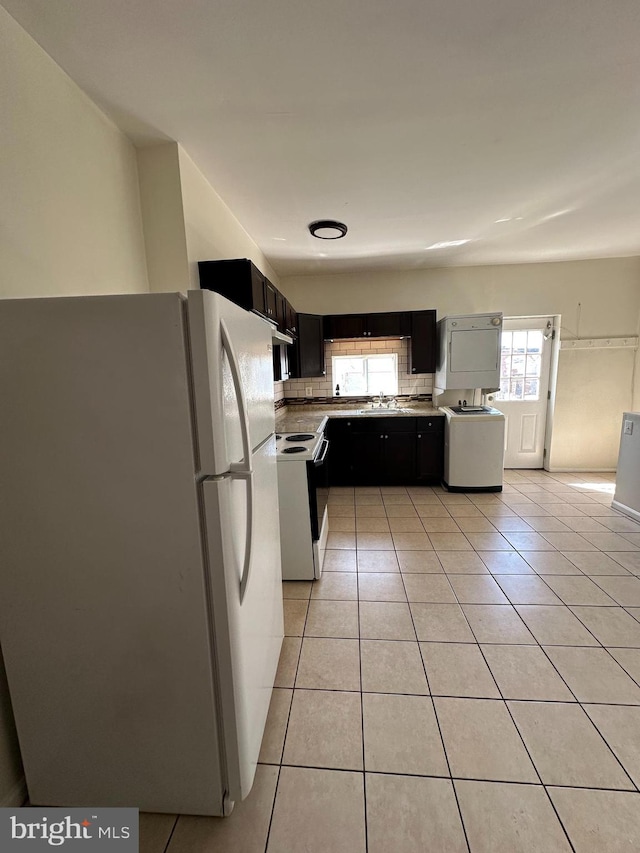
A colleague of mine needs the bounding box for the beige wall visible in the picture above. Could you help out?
[137,144,190,293]
[137,143,280,292]
[0,7,148,299]
[281,257,640,470]
[0,648,22,806]
[550,347,635,470]
[178,147,280,288]
[0,6,151,804]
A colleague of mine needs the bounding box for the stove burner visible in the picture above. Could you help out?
[286,434,315,442]
[281,446,307,454]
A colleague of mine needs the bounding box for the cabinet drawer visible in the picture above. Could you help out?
[353,417,416,433]
[328,418,356,434]
[416,416,444,433]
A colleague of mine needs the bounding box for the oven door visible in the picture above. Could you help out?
[307,438,329,541]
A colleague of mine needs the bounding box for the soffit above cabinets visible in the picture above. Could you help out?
[5,0,640,275]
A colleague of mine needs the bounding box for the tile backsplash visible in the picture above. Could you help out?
[278,338,433,400]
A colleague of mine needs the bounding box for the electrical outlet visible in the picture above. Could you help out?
[305,386,313,397]
[624,420,634,435]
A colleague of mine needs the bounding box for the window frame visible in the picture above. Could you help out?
[331,352,399,397]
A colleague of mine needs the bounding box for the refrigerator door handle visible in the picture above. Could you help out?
[230,468,254,603]
[220,318,253,476]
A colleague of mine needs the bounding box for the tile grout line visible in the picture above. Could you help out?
[453,580,578,853]
[355,563,369,853]
[315,476,639,848]
[263,584,312,852]
[161,816,180,853]
[400,557,472,853]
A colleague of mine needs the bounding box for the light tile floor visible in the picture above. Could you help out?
[142,470,640,852]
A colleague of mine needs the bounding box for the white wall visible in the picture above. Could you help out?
[0,7,148,298]
[281,257,640,470]
[0,6,151,804]
[137,143,280,292]
[137,143,190,293]
[178,147,280,288]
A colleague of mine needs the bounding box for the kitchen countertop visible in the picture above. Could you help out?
[275,402,444,434]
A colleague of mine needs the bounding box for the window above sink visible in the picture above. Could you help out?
[332,353,398,396]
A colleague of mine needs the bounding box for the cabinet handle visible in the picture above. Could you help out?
[412,368,416,373]
[428,422,432,426]
[385,434,389,439]
[347,421,351,426]
[418,434,422,438]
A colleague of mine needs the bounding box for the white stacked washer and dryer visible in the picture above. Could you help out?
[435,313,506,492]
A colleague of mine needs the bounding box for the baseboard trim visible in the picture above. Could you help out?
[443,480,502,493]
[544,467,616,474]
[1,775,27,807]
[611,500,640,523]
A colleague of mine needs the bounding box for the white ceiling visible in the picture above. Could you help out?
[4,0,640,276]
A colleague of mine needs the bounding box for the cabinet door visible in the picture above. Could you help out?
[416,423,444,483]
[264,280,278,323]
[324,314,367,339]
[352,432,384,485]
[366,312,411,338]
[272,345,282,381]
[383,433,416,484]
[285,301,298,337]
[327,420,355,485]
[272,344,289,382]
[198,259,267,318]
[275,291,287,333]
[409,310,437,374]
[290,314,325,378]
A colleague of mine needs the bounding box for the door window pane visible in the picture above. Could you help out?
[526,331,543,353]
[512,331,527,353]
[526,354,541,376]
[495,327,546,402]
[511,355,526,376]
[524,379,539,400]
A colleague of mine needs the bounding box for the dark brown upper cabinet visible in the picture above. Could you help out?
[323,314,367,339]
[275,290,287,333]
[366,312,412,338]
[198,259,268,318]
[289,314,325,379]
[285,300,298,337]
[264,279,278,323]
[409,310,437,374]
[324,312,411,339]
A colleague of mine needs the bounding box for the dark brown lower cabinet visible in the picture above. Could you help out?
[327,419,356,485]
[327,416,442,486]
[416,417,445,482]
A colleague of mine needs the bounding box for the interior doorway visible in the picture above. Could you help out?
[486,317,555,468]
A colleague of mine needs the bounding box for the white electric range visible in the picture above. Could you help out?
[276,431,330,579]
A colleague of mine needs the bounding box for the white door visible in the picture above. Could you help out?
[487,317,554,468]
[202,435,283,803]
[187,290,275,476]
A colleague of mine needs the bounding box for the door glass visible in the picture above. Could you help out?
[496,330,544,402]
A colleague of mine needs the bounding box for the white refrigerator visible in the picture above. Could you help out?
[0,290,283,816]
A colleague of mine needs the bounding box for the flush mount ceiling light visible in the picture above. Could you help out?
[308,220,348,240]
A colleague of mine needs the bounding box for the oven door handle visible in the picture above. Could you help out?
[314,438,330,467]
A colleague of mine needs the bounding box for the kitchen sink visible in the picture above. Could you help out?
[355,408,411,415]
